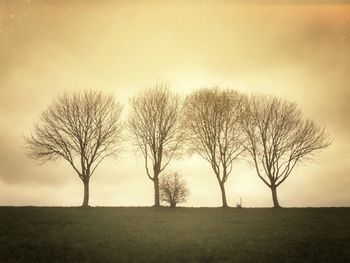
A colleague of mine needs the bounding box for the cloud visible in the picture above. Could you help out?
[0,127,69,186]
[0,1,349,206]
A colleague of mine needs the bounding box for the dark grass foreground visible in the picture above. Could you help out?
[0,207,349,262]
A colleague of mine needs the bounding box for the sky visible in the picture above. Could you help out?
[0,0,349,207]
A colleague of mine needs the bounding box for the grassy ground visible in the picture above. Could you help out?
[0,207,349,262]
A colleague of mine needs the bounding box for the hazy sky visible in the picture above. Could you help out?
[0,0,349,207]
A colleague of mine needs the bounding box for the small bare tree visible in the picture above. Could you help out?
[183,88,246,207]
[25,90,123,207]
[243,95,331,208]
[159,172,189,207]
[128,83,185,207]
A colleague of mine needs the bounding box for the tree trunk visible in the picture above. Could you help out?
[271,184,281,208]
[170,202,176,208]
[219,182,228,208]
[153,176,160,207]
[82,179,89,207]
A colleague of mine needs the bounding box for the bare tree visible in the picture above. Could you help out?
[183,88,246,207]
[25,90,123,207]
[243,95,331,208]
[159,172,189,207]
[128,83,185,207]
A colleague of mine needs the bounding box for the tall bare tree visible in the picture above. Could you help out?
[183,88,246,207]
[159,172,189,207]
[25,90,123,207]
[128,83,185,207]
[243,95,331,208]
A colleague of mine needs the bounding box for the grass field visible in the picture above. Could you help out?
[0,207,349,262]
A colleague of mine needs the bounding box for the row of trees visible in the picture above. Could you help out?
[25,84,331,208]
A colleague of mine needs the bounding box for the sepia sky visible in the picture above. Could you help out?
[0,0,349,207]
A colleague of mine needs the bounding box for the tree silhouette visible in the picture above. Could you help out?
[128,83,185,207]
[184,88,246,207]
[159,172,189,207]
[25,90,123,207]
[243,95,331,208]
